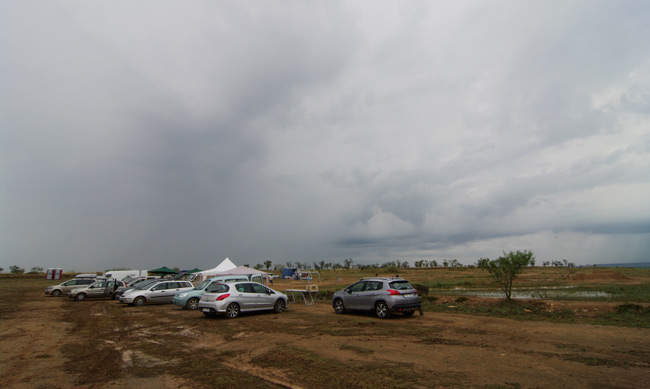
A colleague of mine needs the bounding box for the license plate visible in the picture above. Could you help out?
[402,293,413,296]
[202,308,210,313]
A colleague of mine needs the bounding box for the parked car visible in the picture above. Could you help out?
[44,275,97,297]
[67,279,126,301]
[119,280,194,306]
[198,281,288,318]
[331,277,421,318]
[112,277,161,300]
[173,275,250,310]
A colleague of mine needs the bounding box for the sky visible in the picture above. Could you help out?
[1,1,649,272]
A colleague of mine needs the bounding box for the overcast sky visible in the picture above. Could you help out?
[2,1,649,272]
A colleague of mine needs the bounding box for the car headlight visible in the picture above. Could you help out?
[177,293,187,298]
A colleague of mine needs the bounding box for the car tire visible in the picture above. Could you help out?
[273,299,286,313]
[52,290,61,297]
[402,310,415,317]
[112,293,118,300]
[186,298,200,310]
[225,303,240,319]
[333,299,346,314]
[375,301,390,319]
[75,293,87,302]
[134,297,145,307]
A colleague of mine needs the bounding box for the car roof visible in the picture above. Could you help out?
[358,277,407,282]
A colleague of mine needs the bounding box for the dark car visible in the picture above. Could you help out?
[332,277,421,318]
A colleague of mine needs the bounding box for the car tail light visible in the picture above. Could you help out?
[216,294,230,301]
[414,290,418,295]
[388,289,400,295]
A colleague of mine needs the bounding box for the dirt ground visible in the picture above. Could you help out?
[1,276,649,388]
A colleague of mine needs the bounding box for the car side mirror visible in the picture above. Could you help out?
[345,288,350,294]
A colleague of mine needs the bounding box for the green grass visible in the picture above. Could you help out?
[251,345,423,388]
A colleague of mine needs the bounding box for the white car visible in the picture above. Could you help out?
[198,281,288,318]
[120,280,194,306]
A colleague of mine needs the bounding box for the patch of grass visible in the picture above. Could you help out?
[563,354,625,367]
[429,300,578,324]
[419,336,466,346]
[339,343,375,354]
[251,346,424,388]
[486,383,521,389]
[593,305,650,328]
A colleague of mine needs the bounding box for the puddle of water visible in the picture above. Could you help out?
[444,287,611,300]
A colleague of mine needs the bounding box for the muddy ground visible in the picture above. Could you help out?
[1,276,649,388]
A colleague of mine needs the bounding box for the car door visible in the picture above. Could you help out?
[60,280,77,293]
[103,281,116,297]
[165,282,185,303]
[87,281,106,298]
[343,281,367,309]
[234,283,256,310]
[358,281,383,308]
[148,282,170,303]
[251,283,274,309]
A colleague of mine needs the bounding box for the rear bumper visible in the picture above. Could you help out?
[388,301,421,313]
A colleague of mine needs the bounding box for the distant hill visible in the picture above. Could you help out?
[592,262,650,268]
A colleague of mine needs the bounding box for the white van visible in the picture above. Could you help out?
[103,270,148,281]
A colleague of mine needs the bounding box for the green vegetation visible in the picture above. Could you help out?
[478,250,535,300]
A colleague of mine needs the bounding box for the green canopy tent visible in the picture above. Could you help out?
[148,266,179,276]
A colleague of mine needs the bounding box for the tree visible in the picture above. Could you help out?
[10,265,25,274]
[0,267,4,273]
[478,250,535,300]
[343,258,353,269]
[264,261,272,270]
[29,266,44,274]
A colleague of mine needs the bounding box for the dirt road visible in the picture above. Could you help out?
[1,278,649,388]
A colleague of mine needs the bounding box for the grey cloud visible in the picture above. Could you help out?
[2,1,650,271]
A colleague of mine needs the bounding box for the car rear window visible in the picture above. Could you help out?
[206,283,229,293]
[388,281,413,290]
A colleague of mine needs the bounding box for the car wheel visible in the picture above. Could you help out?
[273,299,286,313]
[225,303,240,318]
[112,293,118,300]
[333,299,346,314]
[75,293,86,302]
[134,297,145,307]
[186,298,200,310]
[52,290,61,297]
[375,301,390,319]
[402,310,415,317]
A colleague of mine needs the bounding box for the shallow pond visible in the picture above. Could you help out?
[444,286,612,300]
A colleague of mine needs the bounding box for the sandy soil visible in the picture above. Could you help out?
[1,276,649,388]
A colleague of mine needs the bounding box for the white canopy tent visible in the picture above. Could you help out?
[191,258,237,282]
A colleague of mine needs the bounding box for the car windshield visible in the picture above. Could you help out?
[388,281,413,290]
[206,283,229,293]
[195,280,211,290]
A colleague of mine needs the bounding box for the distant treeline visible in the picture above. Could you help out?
[593,262,650,268]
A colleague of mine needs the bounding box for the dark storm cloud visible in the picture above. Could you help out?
[2,1,649,271]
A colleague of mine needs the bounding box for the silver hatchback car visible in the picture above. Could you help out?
[332,277,421,318]
[198,281,288,318]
